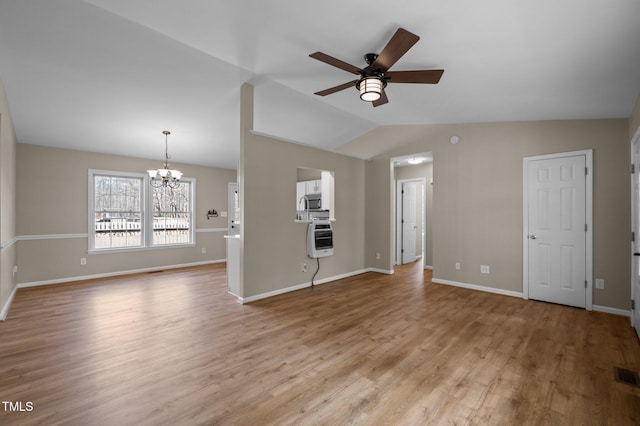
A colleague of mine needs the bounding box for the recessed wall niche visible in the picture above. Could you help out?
[295,167,334,222]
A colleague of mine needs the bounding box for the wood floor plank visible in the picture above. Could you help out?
[1,261,640,425]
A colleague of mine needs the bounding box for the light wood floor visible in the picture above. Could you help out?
[1,262,640,425]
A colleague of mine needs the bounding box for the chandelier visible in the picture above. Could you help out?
[147,130,183,188]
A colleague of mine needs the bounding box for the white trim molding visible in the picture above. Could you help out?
[14,229,228,242]
[369,268,395,275]
[18,233,88,241]
[0,286,18,321]
[238,268,385,304]
[196,228,228,233]
[0,237,18,251]
[17,259,225,289]
[593,305,631,318]
[433,278,524,299]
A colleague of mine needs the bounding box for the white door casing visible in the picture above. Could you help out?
[395,178,426,266]
[523,150,593,310]
[631,132,640,339]
[402,182,417,264]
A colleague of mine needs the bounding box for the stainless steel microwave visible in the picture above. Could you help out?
[304,194,322,211]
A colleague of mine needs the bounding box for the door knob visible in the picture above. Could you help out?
[529,235,537,239]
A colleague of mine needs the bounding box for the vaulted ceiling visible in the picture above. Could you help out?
[1,0,639,169]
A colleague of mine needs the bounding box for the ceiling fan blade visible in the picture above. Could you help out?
[370,28,420,72]
[314,80,358,96]
[385,69,444,84]
[309,52,363,75]
[372,89,389,107]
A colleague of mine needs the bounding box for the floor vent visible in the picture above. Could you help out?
[614,367,640,387]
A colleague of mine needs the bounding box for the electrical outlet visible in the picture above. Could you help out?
[595,278,604,289]
[301,263,308,272]
[376,252,381,260]
[480,265,490,274]
[202,247,207,254]
[220,211,228,217]
[12,265,18,276]
[455,262,461,270]
[80,257,87,265]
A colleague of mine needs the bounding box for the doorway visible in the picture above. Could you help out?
[392,152,432,269]
[523,150,593,310]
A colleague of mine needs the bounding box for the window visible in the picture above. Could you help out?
[89,170,195,252]
[151,183,193,245]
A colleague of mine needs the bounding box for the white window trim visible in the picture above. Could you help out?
[88,169,196,253]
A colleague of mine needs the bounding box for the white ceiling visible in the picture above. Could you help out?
[0,0,639,169]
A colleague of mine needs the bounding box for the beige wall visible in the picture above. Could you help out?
[239,84,366,298]
[360,119,630,311]
[395,162,433,266]
[365,158,394,272]
[0,81,17,317]
[16,144,236,284]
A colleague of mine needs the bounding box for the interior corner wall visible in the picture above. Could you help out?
[0,80,17,319]
[16,144,236,285]
[365,119,630,311]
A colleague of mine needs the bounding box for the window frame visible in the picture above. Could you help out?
[88,169,196,253]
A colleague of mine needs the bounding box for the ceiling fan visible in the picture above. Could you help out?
[309,28,444,107]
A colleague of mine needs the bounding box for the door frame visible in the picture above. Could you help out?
[395,178,427,267]
[522,149,593,310]
[631,126,640,330]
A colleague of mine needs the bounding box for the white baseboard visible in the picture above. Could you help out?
[368,268,394,275]
[434,279,631,316]
[0,285,18,321]
[240,268,386,304]
[593,304,630,317]
[17,259,226,289]
[432,278,524,299]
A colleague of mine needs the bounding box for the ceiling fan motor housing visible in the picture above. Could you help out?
[364,53,378,65]
[357,53,387,92]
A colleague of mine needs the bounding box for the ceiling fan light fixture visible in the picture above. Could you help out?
[358,76,384,102]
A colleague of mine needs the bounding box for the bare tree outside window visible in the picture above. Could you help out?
[93,175,143,249]
[90,171,194,250]
[152,182,192,245]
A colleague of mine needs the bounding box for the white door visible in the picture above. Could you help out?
[632,139,640,340]
[526,155,587,308]
[402,182,417,264]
